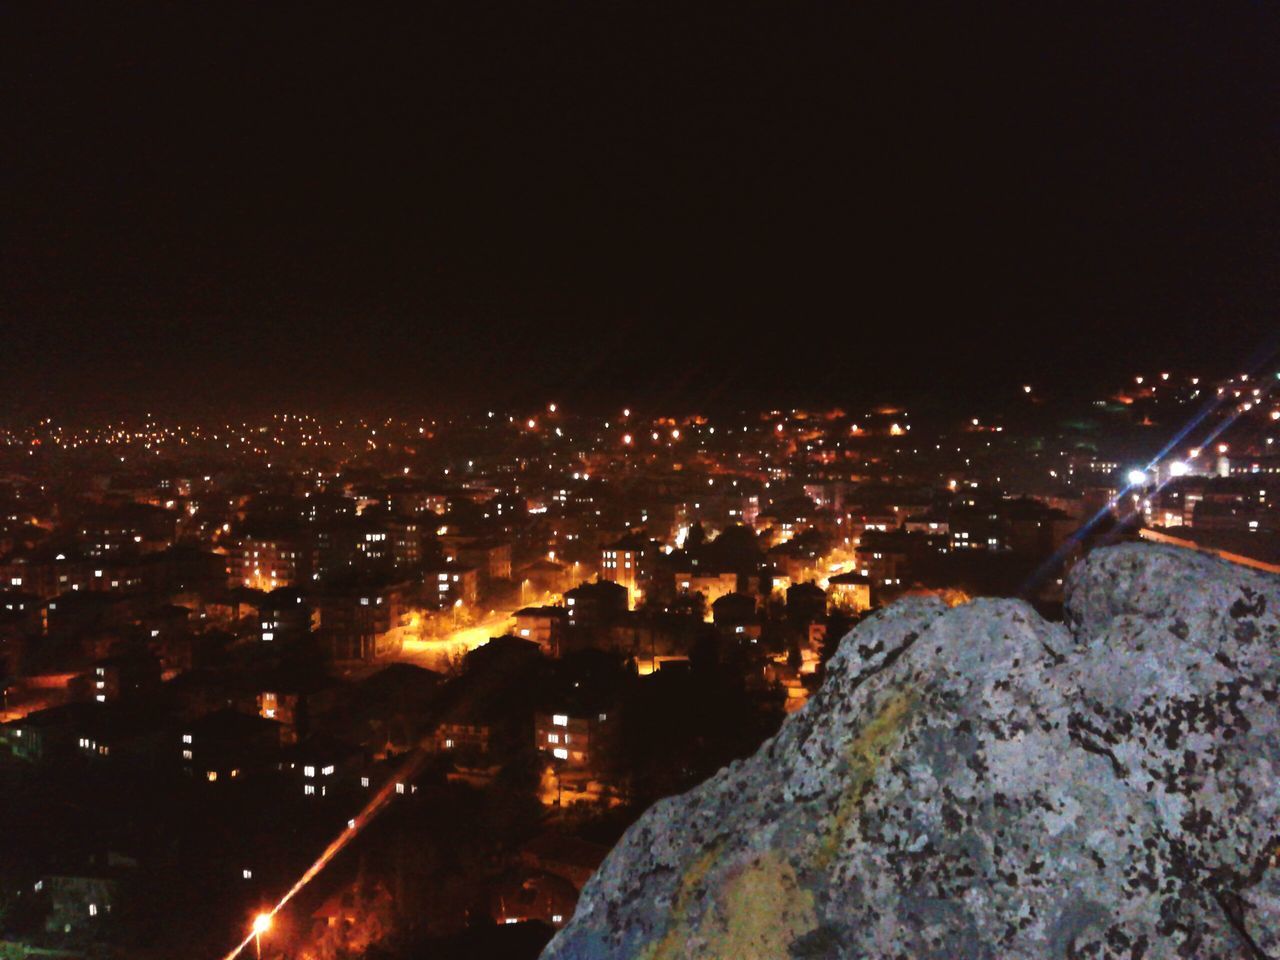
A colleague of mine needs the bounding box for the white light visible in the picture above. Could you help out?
[1127,470,1147,486]
[1169,461,1189,478]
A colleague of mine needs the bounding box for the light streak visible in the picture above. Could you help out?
[1021,336,1280,597]
[220,748,431,960]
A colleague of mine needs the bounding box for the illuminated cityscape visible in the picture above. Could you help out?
[5,2,1280,957]
[1,371,1280,955]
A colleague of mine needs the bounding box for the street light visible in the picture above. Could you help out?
[252,913,272,959]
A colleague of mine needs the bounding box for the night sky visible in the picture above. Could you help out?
[4,3,1279,417]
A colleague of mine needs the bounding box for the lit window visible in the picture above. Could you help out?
[89,904,98,917]
[553,748,568,760]
[547,733,560,744]
[552,714,568,727]
[304,765,315,777]
[243,869,252,879]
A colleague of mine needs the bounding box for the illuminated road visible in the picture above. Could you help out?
[394,610,520,670]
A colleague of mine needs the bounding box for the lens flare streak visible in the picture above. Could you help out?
[220,749,430,960]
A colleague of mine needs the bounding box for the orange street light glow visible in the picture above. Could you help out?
[220,747,435,960]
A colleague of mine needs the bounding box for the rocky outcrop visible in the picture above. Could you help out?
[541,544,1280,959]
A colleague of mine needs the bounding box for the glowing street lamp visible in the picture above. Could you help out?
[252,913,272,959]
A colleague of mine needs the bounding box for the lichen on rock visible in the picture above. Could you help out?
[541,544,1280,958]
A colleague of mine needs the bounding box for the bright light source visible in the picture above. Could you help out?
[252,914,272,935]
[548,402,557,413]
[622,433,633,446]
[1127,469,1147,486]
[1169,461,1189,478]
[1218,443,1230,454]
[1022,385,1032,394]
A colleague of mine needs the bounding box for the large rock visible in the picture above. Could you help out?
[541,544,1280,959]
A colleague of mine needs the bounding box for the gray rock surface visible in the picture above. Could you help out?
[541,544,1280,959]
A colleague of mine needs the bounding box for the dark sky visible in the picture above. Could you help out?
[3,3,1279,417]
